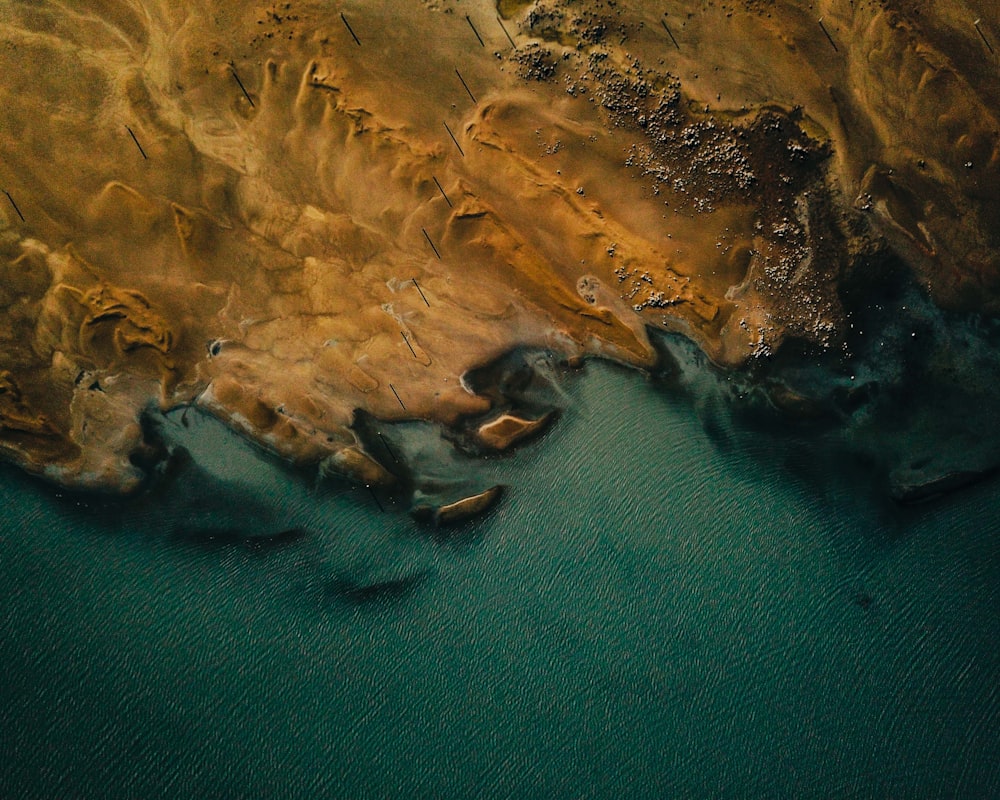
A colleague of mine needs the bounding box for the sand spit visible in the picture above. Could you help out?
[0,0,998,492]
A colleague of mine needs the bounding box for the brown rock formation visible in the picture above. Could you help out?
[413,485,506,526]
[476,411,555,450]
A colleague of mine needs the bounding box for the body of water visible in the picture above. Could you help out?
[1,351,998,798]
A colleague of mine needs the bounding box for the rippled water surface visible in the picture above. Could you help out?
[1,358,998,798]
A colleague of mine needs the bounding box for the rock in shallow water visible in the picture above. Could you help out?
[411,485,506,527]
[889,466,1000,506]
[475,411,556,451]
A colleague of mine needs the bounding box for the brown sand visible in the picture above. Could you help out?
[433,484,505,526]
[1,0,998,491]
[477,411,554,450]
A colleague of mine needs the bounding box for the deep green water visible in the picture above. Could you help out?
[1,353,999,798]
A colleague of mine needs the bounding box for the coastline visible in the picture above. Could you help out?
[1,0,999,509]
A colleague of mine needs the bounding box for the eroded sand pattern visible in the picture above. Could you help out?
[1,0,998,494]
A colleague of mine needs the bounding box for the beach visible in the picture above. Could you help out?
[3,0,998,497]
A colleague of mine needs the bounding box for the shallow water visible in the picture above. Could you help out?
[1,356,998,798]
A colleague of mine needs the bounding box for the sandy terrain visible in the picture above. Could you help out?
[1,0,998,491]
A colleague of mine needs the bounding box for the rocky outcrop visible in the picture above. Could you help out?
[476,411,555,451]
[890,467,999,505]
[411,485,505,526]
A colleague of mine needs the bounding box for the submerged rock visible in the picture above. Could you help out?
[889,466,999,505]
[324,571,429,606]
[411,485,505,527]
[172,525,308,552]
[764,380,831,422]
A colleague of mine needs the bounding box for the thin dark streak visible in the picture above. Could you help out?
[455,69,477,104]
[497,16,517,49]
[389,384,406,410]
[660,18,680,50]
[443,121,465,157]
[975,19,995,54]
[377,432,400,464]
[401,331,418,359]
[466,14,485,47]
[818,18,839,52]
[4,191,24,222]
[125,126,147,159]
[432,176,453,207]
[367,485,384,512]
[341,13,361,46]
[412,277,431,307]
[422,228,442,260]
[230,67,255,107]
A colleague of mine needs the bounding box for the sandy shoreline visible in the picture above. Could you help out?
[1,0,998,496]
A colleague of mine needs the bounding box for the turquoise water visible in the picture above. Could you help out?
[1,355,998,798]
